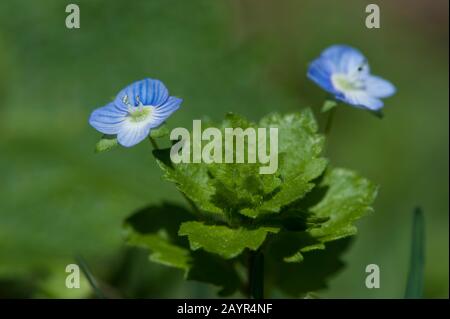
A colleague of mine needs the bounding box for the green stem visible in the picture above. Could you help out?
[75,256,106,299]
[324,106,337,136]
[147,136,202,216]
[248,249,264,299]
[148,135,159,149]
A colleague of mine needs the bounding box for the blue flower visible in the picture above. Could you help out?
[89,78,182,147]
[307,45,396,110]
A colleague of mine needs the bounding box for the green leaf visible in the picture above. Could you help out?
[259,110,326,181]
[306,168,377,243]
[124,203,242,295]
[207,113,282,215]
[241,110,327,217]
[153,149,224,218]
[123,202,194,271]
[321,100,337,113]
[188,250,241,296]
[405,207,425,299]
[277,167,377,262]
[179,221,279,259]
[150,123,170,138]
[95,134,118,153]
[245,157,327,217]
[126,231,191,270]
[266,237,352,297]
[154,111,326,221]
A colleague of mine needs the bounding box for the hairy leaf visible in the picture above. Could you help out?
[179,221,279,259]
[307,168,377,243]
[280,167,377,262]
[124,203,241,295]
[153,149,224,218]
[240,111,327,217]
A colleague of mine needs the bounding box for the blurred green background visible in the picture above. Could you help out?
[0,0,448,298]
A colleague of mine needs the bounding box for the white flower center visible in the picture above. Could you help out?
[129,106,153,122]
[331,73,365,92]
[122,95,154,123]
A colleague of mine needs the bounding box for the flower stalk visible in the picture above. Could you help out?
[248,249,264,299]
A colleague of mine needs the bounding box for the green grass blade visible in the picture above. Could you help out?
[404,207,425,299]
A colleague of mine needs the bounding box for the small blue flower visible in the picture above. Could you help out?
[307,45,396,110]
[89,78,182,147]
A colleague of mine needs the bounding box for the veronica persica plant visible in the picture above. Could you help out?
[89,74,379,298]
[308,45,396,111]
[89,78,182,147]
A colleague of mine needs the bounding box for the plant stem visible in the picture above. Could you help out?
[75,255,106,299]
[148,135,160,149]
[248,249,264,299]
[324,106,337,136]
[147,136,202,216]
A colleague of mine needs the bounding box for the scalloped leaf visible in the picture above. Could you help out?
[123,203,241,296]
[266,237,352,297]
[307,168,378,242]
[154,111,327,220]
[179,221,279,259]
[279,167,377,262]
[240,110,328,217]
[153,149,224,217]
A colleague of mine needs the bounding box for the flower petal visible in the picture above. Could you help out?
[117,120,151,147]
[338,90,384,110]
[321,45,369,76]
[365,75,396,98]
[115,78,169,109]
[307,57,337,94]
[89,103,127,134]
[149,97,183,128]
